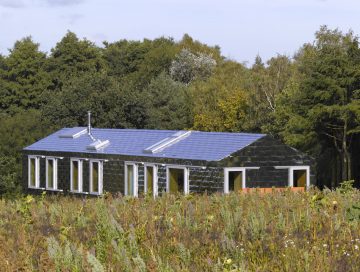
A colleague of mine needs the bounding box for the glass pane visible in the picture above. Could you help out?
[72,161,79,191]
[48,159,54,188]
[30,158,36,187]
[146,166,153,194]
[92,162,99,193]
[127,165,134,195]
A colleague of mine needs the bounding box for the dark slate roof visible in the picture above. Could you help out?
[24,127,265,161]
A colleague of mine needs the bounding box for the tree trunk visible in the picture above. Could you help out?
[346,150,352,181]
[340,120,352,181]
[341,150,352,181]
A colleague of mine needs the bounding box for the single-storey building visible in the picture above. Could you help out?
[22,116,315,196]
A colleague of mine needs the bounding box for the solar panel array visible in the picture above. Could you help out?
[24,127,265,161]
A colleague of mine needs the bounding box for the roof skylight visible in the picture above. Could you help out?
[143,130,191,154]
[86,139,110,151]
[59,128,87,139]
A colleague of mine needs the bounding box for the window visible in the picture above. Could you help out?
[90,160,103,195]
[144,164,158,197]
[224,168,246,193]
[274,166,310,188]
[166,166,189,194]
[46,158,58,190]
[70,159,83,192]
[290,166,310,188]
[28,156,40,188]
[224,167,260,193]
[125,163,138,196]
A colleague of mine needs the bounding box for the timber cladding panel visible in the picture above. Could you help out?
[220,135,316,186]
[22,134,315,195]
[188,167,223,193]
[22,150,223,195]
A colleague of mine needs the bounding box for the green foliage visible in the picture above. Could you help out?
[0,37,50,114]
[177,34,223,62]
[0,110,51,157]
[338,180,355,194]
[191,61,250,132]
[144,72,192,129]
[42,72,147,129]
[346,203,360,222]
[104,37,177,88]
[0,156,19,195]
[274,26,360,184]
[249,54,294,133]
[48,31,104,91]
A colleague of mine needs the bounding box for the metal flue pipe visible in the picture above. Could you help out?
[87,111,91,135]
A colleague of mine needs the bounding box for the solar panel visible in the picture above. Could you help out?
[59,128,87,139]
[143,130,191,154]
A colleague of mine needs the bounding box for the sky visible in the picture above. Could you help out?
[0,0,359,64]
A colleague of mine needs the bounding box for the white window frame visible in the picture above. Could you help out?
[89,160,103,195]
[144,163,158,197]
[224,167,260,193]
[46,157,58,190]
[70,158,83,193]
[166,165,189,195]
[28,155,40,188]
[224,167,246,194]
[275,165,310,188]
[124,162,138,197]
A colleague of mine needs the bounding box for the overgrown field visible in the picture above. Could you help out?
[0,187,360,271]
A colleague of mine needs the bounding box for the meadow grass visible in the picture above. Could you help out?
[0,186,359,271]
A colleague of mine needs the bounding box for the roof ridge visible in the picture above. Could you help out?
[61,127,266,136]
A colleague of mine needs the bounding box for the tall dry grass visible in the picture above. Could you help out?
[0,185,359,271]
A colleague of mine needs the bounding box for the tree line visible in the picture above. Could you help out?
[0,26,359,194]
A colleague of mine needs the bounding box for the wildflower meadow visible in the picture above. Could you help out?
[0,185,359,271]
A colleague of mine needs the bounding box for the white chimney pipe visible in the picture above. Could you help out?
[87,111,91,135]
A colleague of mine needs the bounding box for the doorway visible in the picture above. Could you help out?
[228,171,243,192]
[144,165,157,197]
[167,167,188,194]
[293,169,307,187]
[224,167,246,193]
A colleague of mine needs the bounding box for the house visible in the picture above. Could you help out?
[22,114,314,196]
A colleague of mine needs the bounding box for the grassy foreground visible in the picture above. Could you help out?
[0,187,359,271]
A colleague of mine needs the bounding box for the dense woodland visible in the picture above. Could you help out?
[0,25,359,195]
